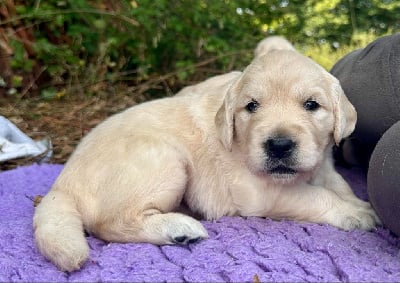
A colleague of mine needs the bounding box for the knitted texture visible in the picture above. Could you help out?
[0,164,399,282]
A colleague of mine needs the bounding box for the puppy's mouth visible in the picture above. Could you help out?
[267,165,297,176]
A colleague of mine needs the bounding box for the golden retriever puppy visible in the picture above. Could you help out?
[34,37,380,272]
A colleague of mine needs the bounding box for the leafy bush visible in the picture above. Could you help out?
[0,0,399,100]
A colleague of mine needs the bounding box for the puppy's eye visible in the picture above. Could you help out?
[245,99,259,113]
[303,99,320,111]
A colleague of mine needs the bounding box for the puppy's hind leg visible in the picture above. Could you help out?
[93,138,208,245]
[96,211,208,245]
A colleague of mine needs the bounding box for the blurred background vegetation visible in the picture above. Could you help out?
[0,0,399,101]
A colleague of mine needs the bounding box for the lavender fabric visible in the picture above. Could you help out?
[0,164,399,282]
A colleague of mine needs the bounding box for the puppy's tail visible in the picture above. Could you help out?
[254,36,296,58]
[33,189,89,271]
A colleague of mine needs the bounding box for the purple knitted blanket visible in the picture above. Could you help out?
[0,164,399,282]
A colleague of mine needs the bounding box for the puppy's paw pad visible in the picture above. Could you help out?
[188,237,202,244]
[173,235,202,245]
[173,236,188,243]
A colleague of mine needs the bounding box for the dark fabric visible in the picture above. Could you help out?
[332,34,400,238]
[331,33,400,149]
[368,120,400,237]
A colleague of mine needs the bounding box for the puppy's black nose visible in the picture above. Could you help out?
[264,137,295,159]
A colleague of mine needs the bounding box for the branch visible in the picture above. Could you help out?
[129,49,250,94]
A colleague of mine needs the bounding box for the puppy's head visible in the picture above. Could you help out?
[215,41,356,183]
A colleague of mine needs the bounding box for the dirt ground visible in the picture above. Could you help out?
[0,93,147,170]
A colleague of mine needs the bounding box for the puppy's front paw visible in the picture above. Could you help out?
[329,201,381,231]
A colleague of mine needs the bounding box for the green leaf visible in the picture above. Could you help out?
[11,75,23,88]
[41,88,58,100]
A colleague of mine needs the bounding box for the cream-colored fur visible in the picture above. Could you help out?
[33,37,380,272]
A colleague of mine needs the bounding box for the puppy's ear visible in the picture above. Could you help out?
[215,82,238,151]
[254,36,296,58]
[330,76,357,145]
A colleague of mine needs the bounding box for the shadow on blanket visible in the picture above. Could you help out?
[0,164,399,282]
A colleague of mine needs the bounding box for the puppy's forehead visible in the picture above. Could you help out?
[240,50,328,95]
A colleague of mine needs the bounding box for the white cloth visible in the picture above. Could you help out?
[0,116,52,162]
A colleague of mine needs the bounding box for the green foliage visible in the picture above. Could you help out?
[9,39,34,72]
[2,0,400,98]
[40,87,58,100]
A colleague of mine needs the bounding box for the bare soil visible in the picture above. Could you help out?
[0,93,146,170]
